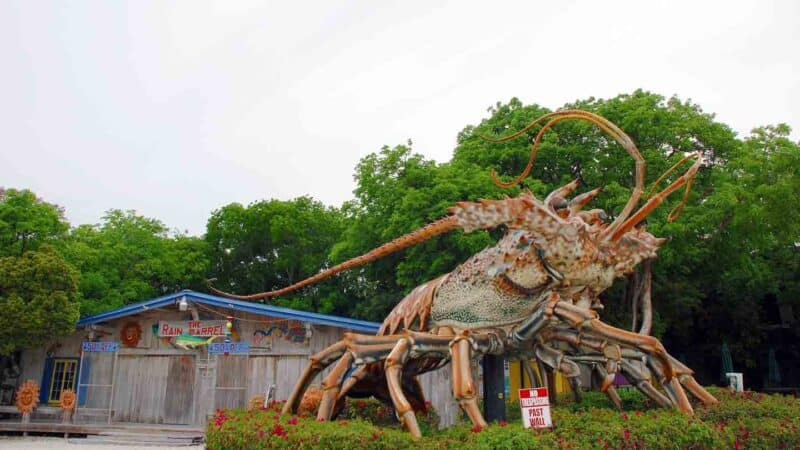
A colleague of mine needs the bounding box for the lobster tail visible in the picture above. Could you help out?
[207,215,460,301]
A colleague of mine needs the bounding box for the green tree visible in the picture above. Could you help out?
[60,210,209,315]
[0,188,69,256]
[0,245,80,355]
[206,197,347,314]
[690,124,800,367]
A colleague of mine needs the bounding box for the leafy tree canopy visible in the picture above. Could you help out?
[206,196,347,314]
[0,188,68,256]
[59,209,209,315]
[0,245,80,355]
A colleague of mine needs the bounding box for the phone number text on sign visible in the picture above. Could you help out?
[519,387,552,429]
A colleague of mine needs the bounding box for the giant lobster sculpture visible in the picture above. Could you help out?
[210,110,717,438]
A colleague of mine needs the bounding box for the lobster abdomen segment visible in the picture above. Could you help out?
[377,274,448,336]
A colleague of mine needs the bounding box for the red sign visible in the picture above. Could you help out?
[519,387,552,428]
[158,320,228,337]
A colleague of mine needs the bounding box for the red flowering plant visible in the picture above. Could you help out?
[212,409,228,429]
[206,405,413,450]
[206,387,800,449]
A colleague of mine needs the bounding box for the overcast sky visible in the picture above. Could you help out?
[1,0,797,236]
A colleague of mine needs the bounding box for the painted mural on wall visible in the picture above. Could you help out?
[253,320,310,345]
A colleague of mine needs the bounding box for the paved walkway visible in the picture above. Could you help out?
[0,436,203,449]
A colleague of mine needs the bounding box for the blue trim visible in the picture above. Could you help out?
[39,358,53,404]
[77,290,380,333]
[77,357,89,406]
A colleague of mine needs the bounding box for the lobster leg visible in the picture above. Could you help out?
[522,359,542,388]
[337,365,368,401]
[284,332,412,416]
[283,340,347,415]
[317,353,353,421]
[594,364,622,409]
[680,375,719,405]
[402,376,429,413]
[547,321,702,412]
[534,343,583,402]
[537,359,557,404]
[552,301,674,380]
[558,342,711,412]
[543,327,620,392]
[647,353,717,411]
[450,334,487,429]
[385,338,422,438]
[645,356,693,414]
[619,359,673,409]
[666,355,718,405]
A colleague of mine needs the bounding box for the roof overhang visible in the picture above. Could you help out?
[76,290,380,334]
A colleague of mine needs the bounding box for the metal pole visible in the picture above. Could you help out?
[76,348,84,423]
[107,350,118,424]
[482,354,506,423]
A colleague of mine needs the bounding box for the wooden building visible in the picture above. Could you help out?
[3,290,458,428]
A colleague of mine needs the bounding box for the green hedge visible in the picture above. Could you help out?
[206,388,800,449]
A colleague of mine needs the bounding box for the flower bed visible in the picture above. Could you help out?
[206,388,800,449]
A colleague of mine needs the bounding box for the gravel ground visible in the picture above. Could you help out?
[0,436,204,449]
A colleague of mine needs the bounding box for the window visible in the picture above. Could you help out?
[47,359,77,405]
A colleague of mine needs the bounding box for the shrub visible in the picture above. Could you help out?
[340,397,440,434]
[207,389,800,449]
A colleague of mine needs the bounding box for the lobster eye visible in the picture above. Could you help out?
[550,196,568,210]
[598,210,609,222]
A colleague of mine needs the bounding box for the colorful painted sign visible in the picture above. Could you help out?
[519,387,552,429]
[81,342,120,352]
[253,321,308,344]
[209,342,250,354]
[157,320,229,337]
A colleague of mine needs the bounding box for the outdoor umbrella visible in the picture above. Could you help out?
[720,342,733,385]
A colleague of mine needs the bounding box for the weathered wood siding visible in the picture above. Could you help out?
[214,354,246,410]
[419,367,459,428]
[245,356,273,400]
[113,355,169,423]
[16,304,458,427]
[164,355,195,424]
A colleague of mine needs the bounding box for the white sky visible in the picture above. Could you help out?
[1,0,797,236]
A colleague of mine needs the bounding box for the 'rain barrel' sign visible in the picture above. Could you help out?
[519,387,552,429]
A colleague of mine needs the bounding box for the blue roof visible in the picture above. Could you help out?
[76,290,381,333]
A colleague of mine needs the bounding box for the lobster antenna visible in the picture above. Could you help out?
[482,109,645,240]
[207,215,459,301]
[645,152,702,222]
[610,152,703,241]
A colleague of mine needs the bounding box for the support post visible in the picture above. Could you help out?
[107,350,118,424]
[21,412,30,437]
[63,409,72,438]
[76,348,84,422]
[482,354,506,423]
